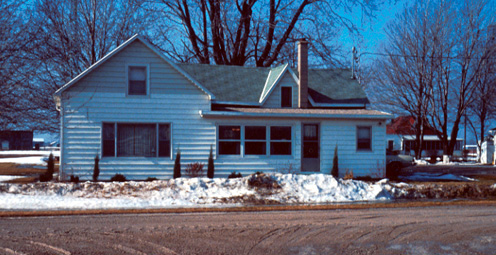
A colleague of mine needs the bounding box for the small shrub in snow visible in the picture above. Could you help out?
[343,169,354,180]
[173,150,181,179]
[248,173,281,189]
[93,155,100,182]
[185,162,205,177]
[70,175,80,183]
[110,174,127,182]
[331,145,339,178]
[207,145,214,178]
[145,177,158,182]
[40,153,55,182]
[228,171,242,179]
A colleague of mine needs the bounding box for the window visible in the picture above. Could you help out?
[217,125,292,156]
[245,126,266,155]
[281,87,292,108]
[102,123,115,157]
[357,126,372,151]
[102,123,170,157]
[270,126,292,155]
[388,140,394,151]
[219,126,241,155]
[128,66,147,95]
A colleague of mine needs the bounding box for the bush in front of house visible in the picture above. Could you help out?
[248,172,281,189]
[39,153,55,182]
[207,145,214,178]
[228,171,242,179]
[145,177,158,182]
[110,173,127,182]
[173,149,181,179]
[93,155,100,182]
[331,145,339,178]
[70,175,80,183]
[185,162,205,177]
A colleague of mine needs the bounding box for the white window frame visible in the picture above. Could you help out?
[126,64,150,97]
[356,126,372,152]
[101,122,172,159]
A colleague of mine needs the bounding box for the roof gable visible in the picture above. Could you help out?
[259,64,300,104]
[54,35,215,99]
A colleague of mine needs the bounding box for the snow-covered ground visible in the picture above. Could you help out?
[0,150,60,156]
[0,174,392,210]
[0,156,47,165]
[0,176,25,182]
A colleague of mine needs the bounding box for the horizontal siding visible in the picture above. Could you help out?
[263,72,298,108]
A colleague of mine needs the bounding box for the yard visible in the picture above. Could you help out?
[0,150,495,211]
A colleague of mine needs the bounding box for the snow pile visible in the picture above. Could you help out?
[400,173,476,182]
[0,156,47,165]
[0,176,25,182]
[0,174,392,210]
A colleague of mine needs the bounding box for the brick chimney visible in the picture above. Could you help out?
[297,39,309,108]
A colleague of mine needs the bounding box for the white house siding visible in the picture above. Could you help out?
[386,134,403,151]
[211,118,385,178]
[60,40,214,180]
[262,72,298,108]
[320,120,386,177]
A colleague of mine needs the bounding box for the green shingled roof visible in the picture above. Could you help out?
[177,63,369,105]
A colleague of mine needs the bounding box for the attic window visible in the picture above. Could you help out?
[128,66,148,95]
[281,87,292,108]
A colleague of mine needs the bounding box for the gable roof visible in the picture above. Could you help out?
[179,64,368,106]
[54,35,215,99]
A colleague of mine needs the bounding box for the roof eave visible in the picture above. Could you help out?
[199,110,393,120]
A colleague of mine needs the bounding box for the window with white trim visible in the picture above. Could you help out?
[357,126,372,151]
[218,125,241,155]
[218,125,292,156]
[245,126,266,155]
[281,86,292,108]
[102,123,170,157]
[128,66,147,95]
[270,126,292,155]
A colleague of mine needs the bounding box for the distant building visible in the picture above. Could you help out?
[0,131,33,150]
[386,116,463,157]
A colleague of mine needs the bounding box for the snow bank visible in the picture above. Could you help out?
[0,156,47,165]
[0,174,392,210]
[0,150,60,156]
[0,176,25,182]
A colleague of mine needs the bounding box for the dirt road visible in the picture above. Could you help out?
[0,205,495,254]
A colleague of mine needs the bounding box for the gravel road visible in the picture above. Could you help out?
[1,205,495,254]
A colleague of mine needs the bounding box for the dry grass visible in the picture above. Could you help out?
[0,162,59,183]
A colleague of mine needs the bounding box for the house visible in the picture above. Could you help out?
[54,35,392,180]
[386,116,463,158]
[0,130,33,150]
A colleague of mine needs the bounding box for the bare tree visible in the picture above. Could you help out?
[373,0,495,157]
[370,1,445,158]
[144,0,385,67]
[22,0,153,131]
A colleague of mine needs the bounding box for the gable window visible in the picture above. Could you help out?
[270,126,292,155]
[245,126,266,155]
[102,123,171,157]
[128,66,147,95]
[219,125,241,155]
[281,87,292,108]
[357,126,372,151]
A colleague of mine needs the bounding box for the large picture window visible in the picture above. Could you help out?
[357,126,372,151]
[102,123,170,157]
[218,125,291,156]
[128,66,147,95]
